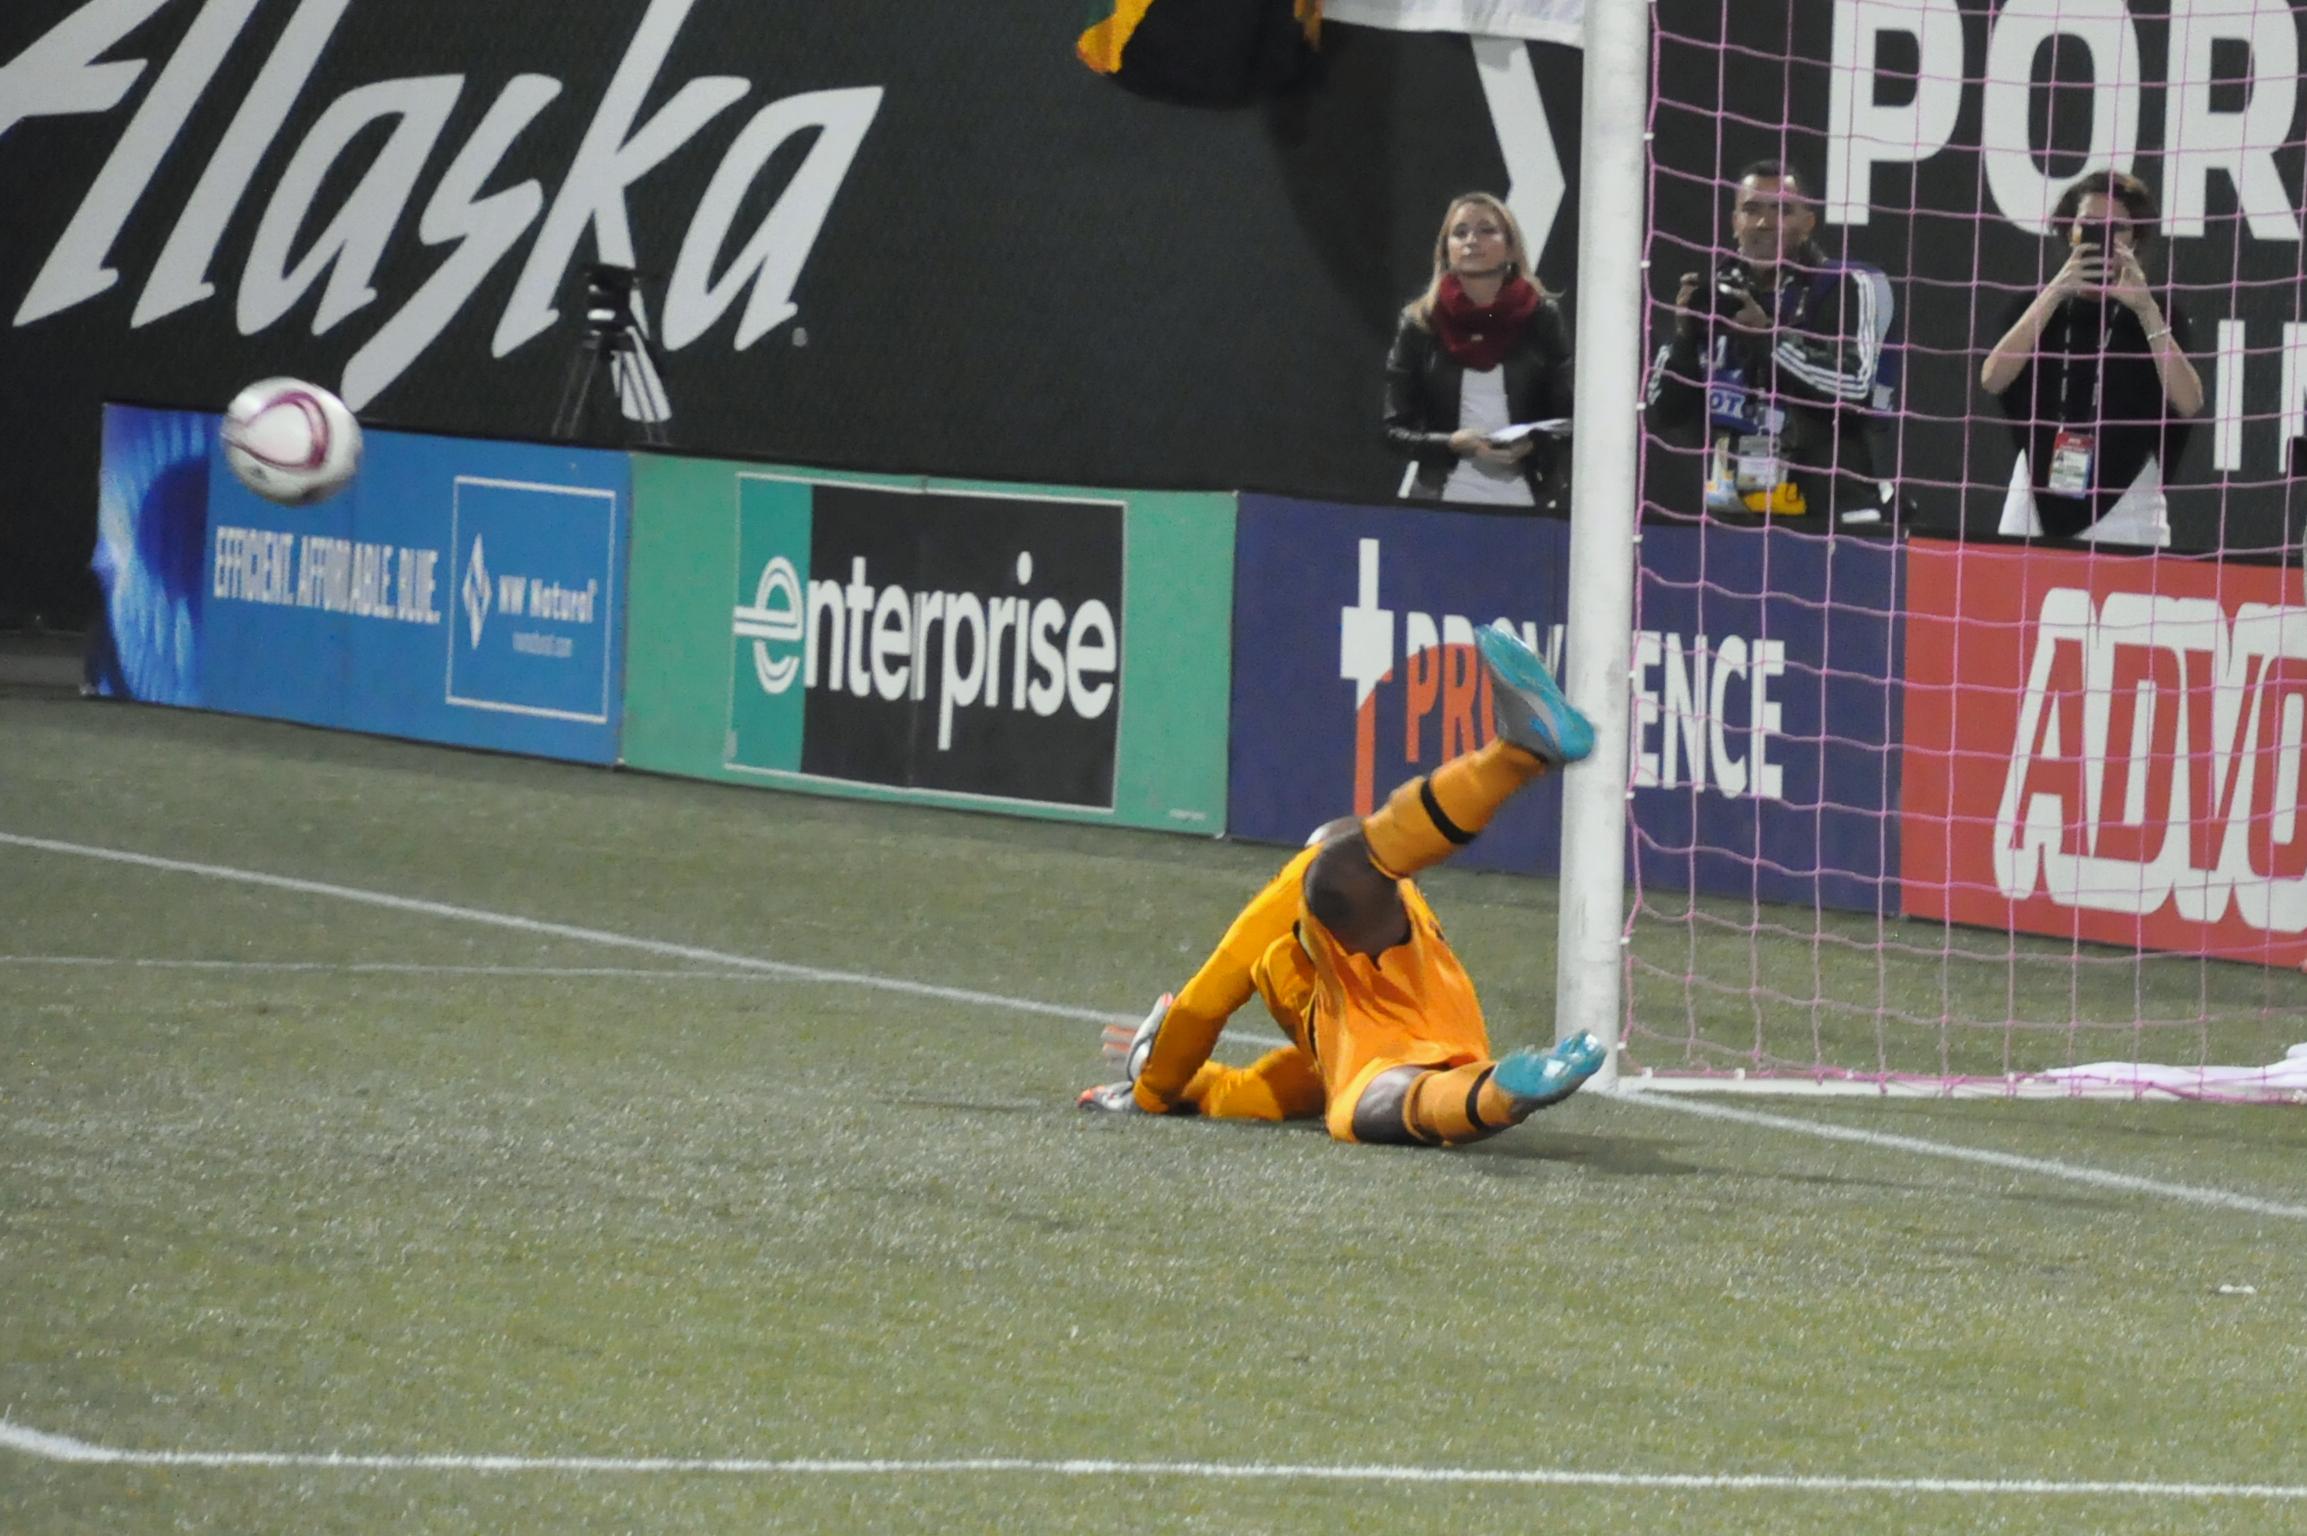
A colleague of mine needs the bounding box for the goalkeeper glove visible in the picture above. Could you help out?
[1076,992,1172,1113]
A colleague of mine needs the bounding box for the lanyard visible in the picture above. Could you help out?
[2056,299,2110,425]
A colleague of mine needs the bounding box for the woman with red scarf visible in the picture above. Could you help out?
[1384,192,1573,507]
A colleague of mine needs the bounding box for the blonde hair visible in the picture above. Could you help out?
[1404,192,1549,328]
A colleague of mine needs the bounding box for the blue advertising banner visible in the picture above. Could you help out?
[89,405,628,764]
[1229,497,1574,876]
[1227,496,1902,912]
[1632,521,1904,915]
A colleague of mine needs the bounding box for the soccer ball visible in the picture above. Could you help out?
[220,378,363,506]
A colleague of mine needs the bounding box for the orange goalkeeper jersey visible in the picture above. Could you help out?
[1289,878,1494,1138]
[1134,846,1495,1133]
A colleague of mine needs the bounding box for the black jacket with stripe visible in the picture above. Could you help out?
[1645,247,1899,516]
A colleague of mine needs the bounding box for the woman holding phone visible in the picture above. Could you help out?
[1384,192,1573,508]
[1979,170,2203,546]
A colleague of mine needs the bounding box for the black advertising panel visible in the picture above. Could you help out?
[2,0,1559,619]
[796,484,1125,807]
[13,0,2305,623]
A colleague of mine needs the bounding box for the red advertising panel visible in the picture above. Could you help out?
[1903,539,2307,967]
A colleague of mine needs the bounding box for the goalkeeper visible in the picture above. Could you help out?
[1080,620,1606,1146]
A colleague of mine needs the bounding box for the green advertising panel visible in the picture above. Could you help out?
[624,456,1232,832]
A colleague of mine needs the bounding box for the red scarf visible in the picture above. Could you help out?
[1431,273,1540,371]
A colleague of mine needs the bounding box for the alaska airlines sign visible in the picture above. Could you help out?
[2,0,880,418]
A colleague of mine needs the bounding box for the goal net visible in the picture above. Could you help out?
[1622,0,2307,1099]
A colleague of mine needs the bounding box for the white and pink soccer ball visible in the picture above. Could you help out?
[220,377,363,506]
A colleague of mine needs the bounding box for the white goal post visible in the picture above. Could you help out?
[1553,0,1645,1092]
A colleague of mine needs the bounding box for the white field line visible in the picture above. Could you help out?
[0,833,1133,1027]
[1,830,2296,1222]
[0,957,784,982]
[1615,1094,2307,1221]
[2,1423,2303,1499]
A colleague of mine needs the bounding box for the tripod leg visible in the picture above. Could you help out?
[554,328,670,443]
[568,351,611,441]
[552,345,599,439]
[609,348,670,446]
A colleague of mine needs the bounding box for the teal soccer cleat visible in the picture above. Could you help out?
[1492,1029,1607,1109]
[1475,619,1594,767]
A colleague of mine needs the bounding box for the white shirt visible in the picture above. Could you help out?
[1439,365,1535,507]
[1997,453,2169,548]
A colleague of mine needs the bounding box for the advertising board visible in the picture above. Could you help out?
[624,456,1232,830]
[1904,539,2307,965]
[1229,495,1902,909]
[89,404,629,763]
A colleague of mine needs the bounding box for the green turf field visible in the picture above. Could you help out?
[4,677,2305,1534]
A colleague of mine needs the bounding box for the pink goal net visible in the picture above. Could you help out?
[1623,0,2307,1099]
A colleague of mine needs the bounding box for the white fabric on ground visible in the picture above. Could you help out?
[2040,1042,2307,1093]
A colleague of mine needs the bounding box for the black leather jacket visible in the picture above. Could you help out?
[1383,301,1574,500]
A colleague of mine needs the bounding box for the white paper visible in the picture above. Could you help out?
[1486,418,1573,446]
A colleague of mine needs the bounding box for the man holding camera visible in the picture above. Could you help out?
[1645,162,1899,528]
